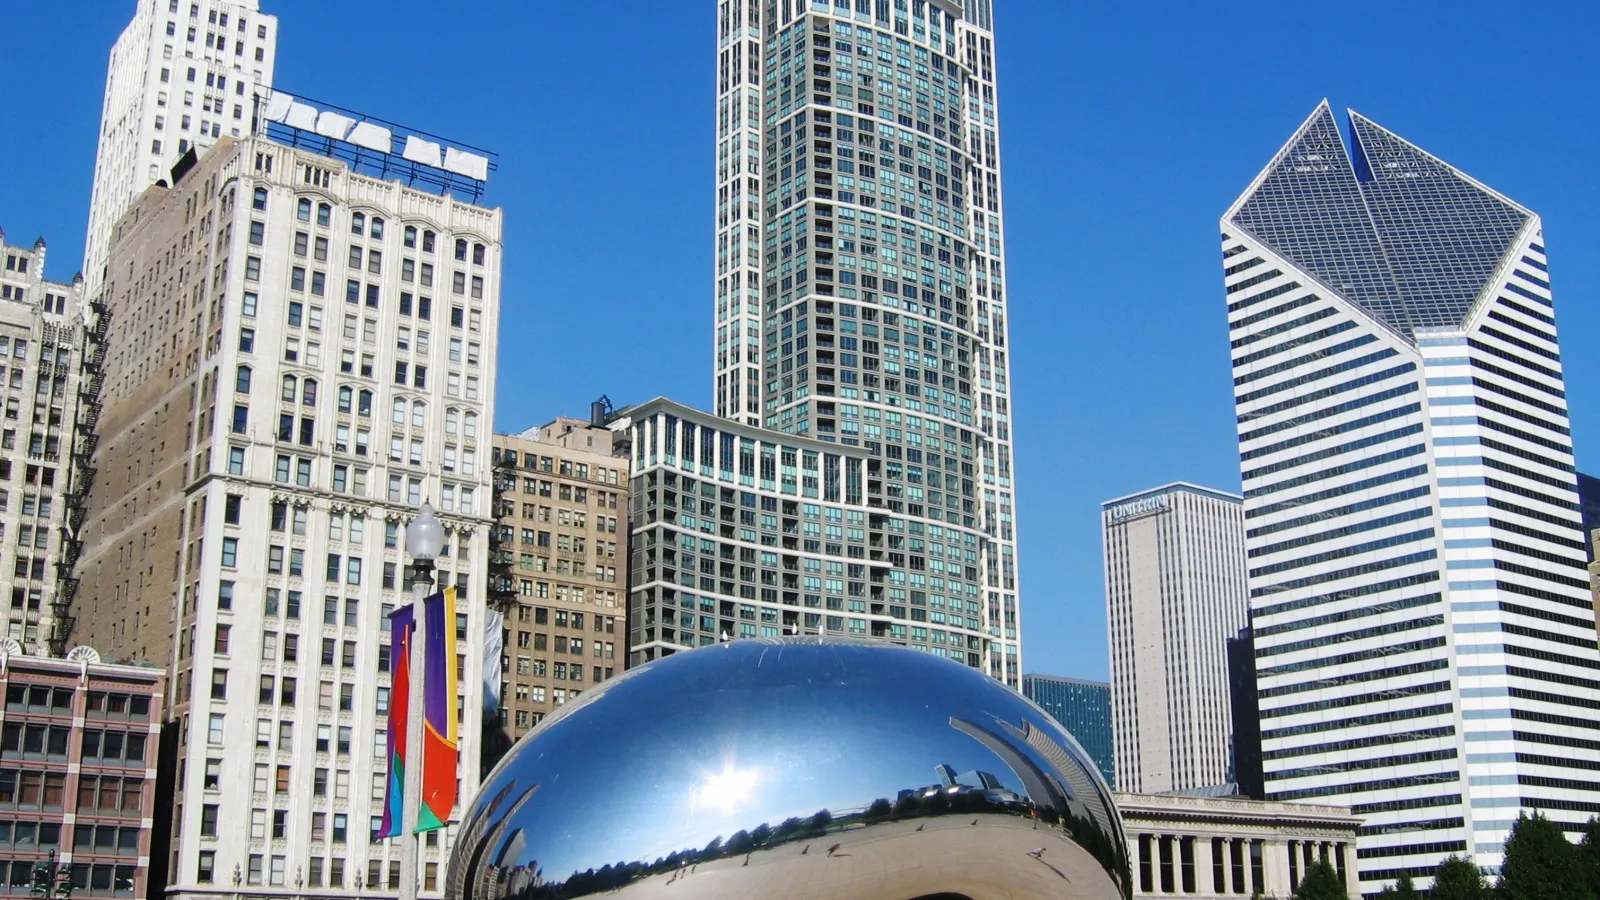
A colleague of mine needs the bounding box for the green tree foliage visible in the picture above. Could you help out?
[1579,817,1600,900]
[1498,812,1592,900]
[1428,856,1485,900]
[1292,859,1347,900]
[1375,872,1418,900]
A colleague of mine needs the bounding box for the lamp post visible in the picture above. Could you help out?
[400,503,444,900]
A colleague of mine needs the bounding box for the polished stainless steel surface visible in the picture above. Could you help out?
[450,638,1129,900]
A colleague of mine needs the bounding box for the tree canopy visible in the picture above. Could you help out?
[1293,859,1346,900]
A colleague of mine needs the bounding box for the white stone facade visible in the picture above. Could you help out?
[0,235,87,655]
[1103,484,1249,795]
[77,133,500,900]
[84,0,278,299]
[1118,791,1360,900]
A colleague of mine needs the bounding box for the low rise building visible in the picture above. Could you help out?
[1118,791,1359,900]
[489,416,628,742]
[0,645,165,899]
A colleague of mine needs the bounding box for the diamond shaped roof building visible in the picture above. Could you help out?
[1225,100,1533,340]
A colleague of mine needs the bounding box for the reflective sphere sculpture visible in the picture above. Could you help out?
[450,638,1129,900]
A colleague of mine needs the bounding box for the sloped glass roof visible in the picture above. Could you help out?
[1229,103,1530,340]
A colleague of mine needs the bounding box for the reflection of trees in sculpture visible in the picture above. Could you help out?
[499,781,1129,899]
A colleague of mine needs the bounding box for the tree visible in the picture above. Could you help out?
[1428,856,1485,900]
[1498,812,1592,900]
[1579,818,1600,899]
[863,798,893,823]
[809,809,833,835]
[1292,859,1347,900]
[1374,872,1418,900]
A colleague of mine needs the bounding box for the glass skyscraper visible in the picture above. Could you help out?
[1022,674,1114,788]
[712,0,1020,682]
[1222,101,1594,888]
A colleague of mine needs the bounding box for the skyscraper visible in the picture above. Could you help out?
[1223,101,1594,887]
[1102,483,1248,794]
[1022,673,1115,788]
[489,418,628,743]
[75,96,501,896]
[83,0,278,298]
[0,234,87,656]
[712,0,1020,682]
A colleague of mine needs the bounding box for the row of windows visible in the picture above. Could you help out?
[1233,320,1357,369]
[1240,362,1415,424]
[1233,333,1376,388]
[1270,769,1459,802]
[1247,443,1425,500]
[1230,306,1337,350]
[1253,569,1438,623]
[1243,424,1422,484]
[1258,634,1445,680]
[1247,485,1429,540]
[1228,290,1318,332]
[1264,726,1455,763]
[1261,680,1448,722]
[1258,612,1442,660]
[1261,657,1450,701]
[1250,527,1434,579]
[1268,747,1456,783]
[1468,337,1562,383]
[1471,354,1564,400]
[1251,549,1437,598]
[1240,381,1417,445]
[1236,346,1398,407]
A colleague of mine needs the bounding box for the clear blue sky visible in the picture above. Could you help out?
[2,1,1596,681]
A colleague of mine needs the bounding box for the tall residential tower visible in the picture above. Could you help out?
[1223,101,1594,888]
[84,0,278,297]
[1102,483,1248,794]
[712,0,1020,682]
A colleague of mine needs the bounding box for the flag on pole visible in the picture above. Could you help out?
[375,604,414,839]
[419,586,460,832]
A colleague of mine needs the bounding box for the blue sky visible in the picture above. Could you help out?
[2,1,1596,681]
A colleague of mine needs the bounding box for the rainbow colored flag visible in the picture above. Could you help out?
[375,604,414,839]
[375,587,460,838]
[420,586,460,831]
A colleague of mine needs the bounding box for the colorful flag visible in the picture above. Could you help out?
[375,604,414,840]
[419,586,460,832]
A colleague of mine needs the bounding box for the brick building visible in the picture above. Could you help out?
[0,647,165,898]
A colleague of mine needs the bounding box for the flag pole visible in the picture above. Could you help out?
[401,504,443,900]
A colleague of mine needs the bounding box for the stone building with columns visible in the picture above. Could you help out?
[1118,792,1360,900]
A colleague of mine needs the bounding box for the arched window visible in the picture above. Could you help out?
[392,397,407,424]
[235,365,251,394]
[358,390,373,417]
[281,375,297,402]
[411,401,426,428]
[302,378,318,406]
[472,243,485,265]
[370,217,385,239]
[317,203,331,226]
[404,226,417,249]
[422,230,436,253]
[444,408,459,435]
[337,386,352,413]
[463,411,478,438]
[252,188,268,211]
[454,239,468,261]
[296,198,311,221]
[351,212,366,236]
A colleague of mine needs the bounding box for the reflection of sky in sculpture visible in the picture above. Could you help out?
[452,638,1125,895]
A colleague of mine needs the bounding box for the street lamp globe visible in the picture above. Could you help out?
[405,503,445,562]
